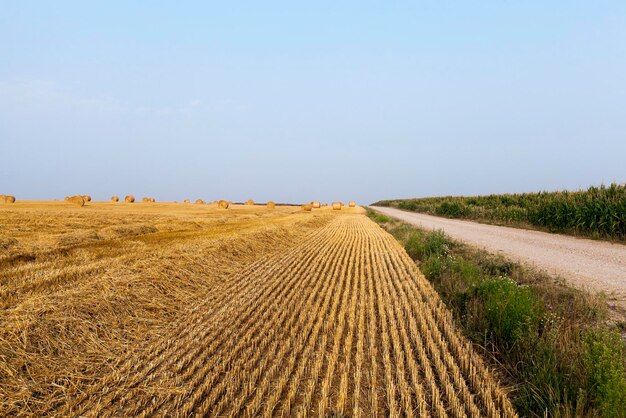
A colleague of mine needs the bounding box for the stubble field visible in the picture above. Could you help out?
[0,201,515,417]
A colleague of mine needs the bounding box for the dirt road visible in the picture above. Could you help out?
[371,206,626,303]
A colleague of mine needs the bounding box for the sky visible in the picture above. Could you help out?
[1,1,625,204]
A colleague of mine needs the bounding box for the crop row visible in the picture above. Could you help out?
[56,214,516,417]
[375,183,626,239]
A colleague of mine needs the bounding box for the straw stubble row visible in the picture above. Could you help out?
[58,214,516,417]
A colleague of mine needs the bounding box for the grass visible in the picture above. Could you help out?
[367,207,626,417]
[373,183,626,241]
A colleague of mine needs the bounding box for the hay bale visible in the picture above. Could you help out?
[332,202,342,210]
[218,200,229,209]
[82,195,91,202]
[302,203,313,211]
[312,201,321,209]
[66,195,85,207]
[111,195,119,202]
[1,195,16,204]
[124,195,135,203]
[349,201,356,207]
[266,201,276,209]
[195,199,205,204]
[183,199,190,204]
[322,203,328,207]
[245,199,255,206]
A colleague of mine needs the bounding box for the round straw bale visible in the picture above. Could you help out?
[66,195,85,207]
[349,201,356,207]
[266,201,276,209]
[218,199,229,209]
[2,195,16,204]
[184,199,190,203]
[312,201,321,208]
[195,199,205,204]
[82,195,91,202]
[322,203,328,207]
[111,195,119,202]
[332,202,342,210]
[125,195,135,203]
[245,199,254,206]
[302,203,313,211]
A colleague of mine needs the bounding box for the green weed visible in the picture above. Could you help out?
[367,209,626,417]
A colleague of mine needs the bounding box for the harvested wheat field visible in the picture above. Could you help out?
[0,201,515,417]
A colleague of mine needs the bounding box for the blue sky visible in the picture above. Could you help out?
[1,1,625,203]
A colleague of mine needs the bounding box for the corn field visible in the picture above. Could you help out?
[375,183,626,239]
[54,214,515,417]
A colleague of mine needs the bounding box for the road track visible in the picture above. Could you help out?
[371,206,626,306]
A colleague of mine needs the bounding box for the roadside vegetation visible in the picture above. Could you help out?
[367,208,626,417]
[373,183,626,241]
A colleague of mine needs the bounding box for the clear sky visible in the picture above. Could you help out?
[1,2,625,204]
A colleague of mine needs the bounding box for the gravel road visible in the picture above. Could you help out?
[371,206,626,304]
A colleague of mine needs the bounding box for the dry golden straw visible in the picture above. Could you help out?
[245,199,255,206]
[111,196,119,202]
[302,203,313,211]
[312,201,321,209]
[184,199,190,204]
[332,202,342,210]
[218,200,230,209]
[1,195,16,204]
[125,195,135,203]
[65,195,85,207]
[195,199,205,204]
[1,207,518,417]
[83,195,92,202]
[266,201,276,209]
[34,215,517,416]
[349,201,356,207]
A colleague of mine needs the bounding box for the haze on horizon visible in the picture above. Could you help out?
[1,1,625,204]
